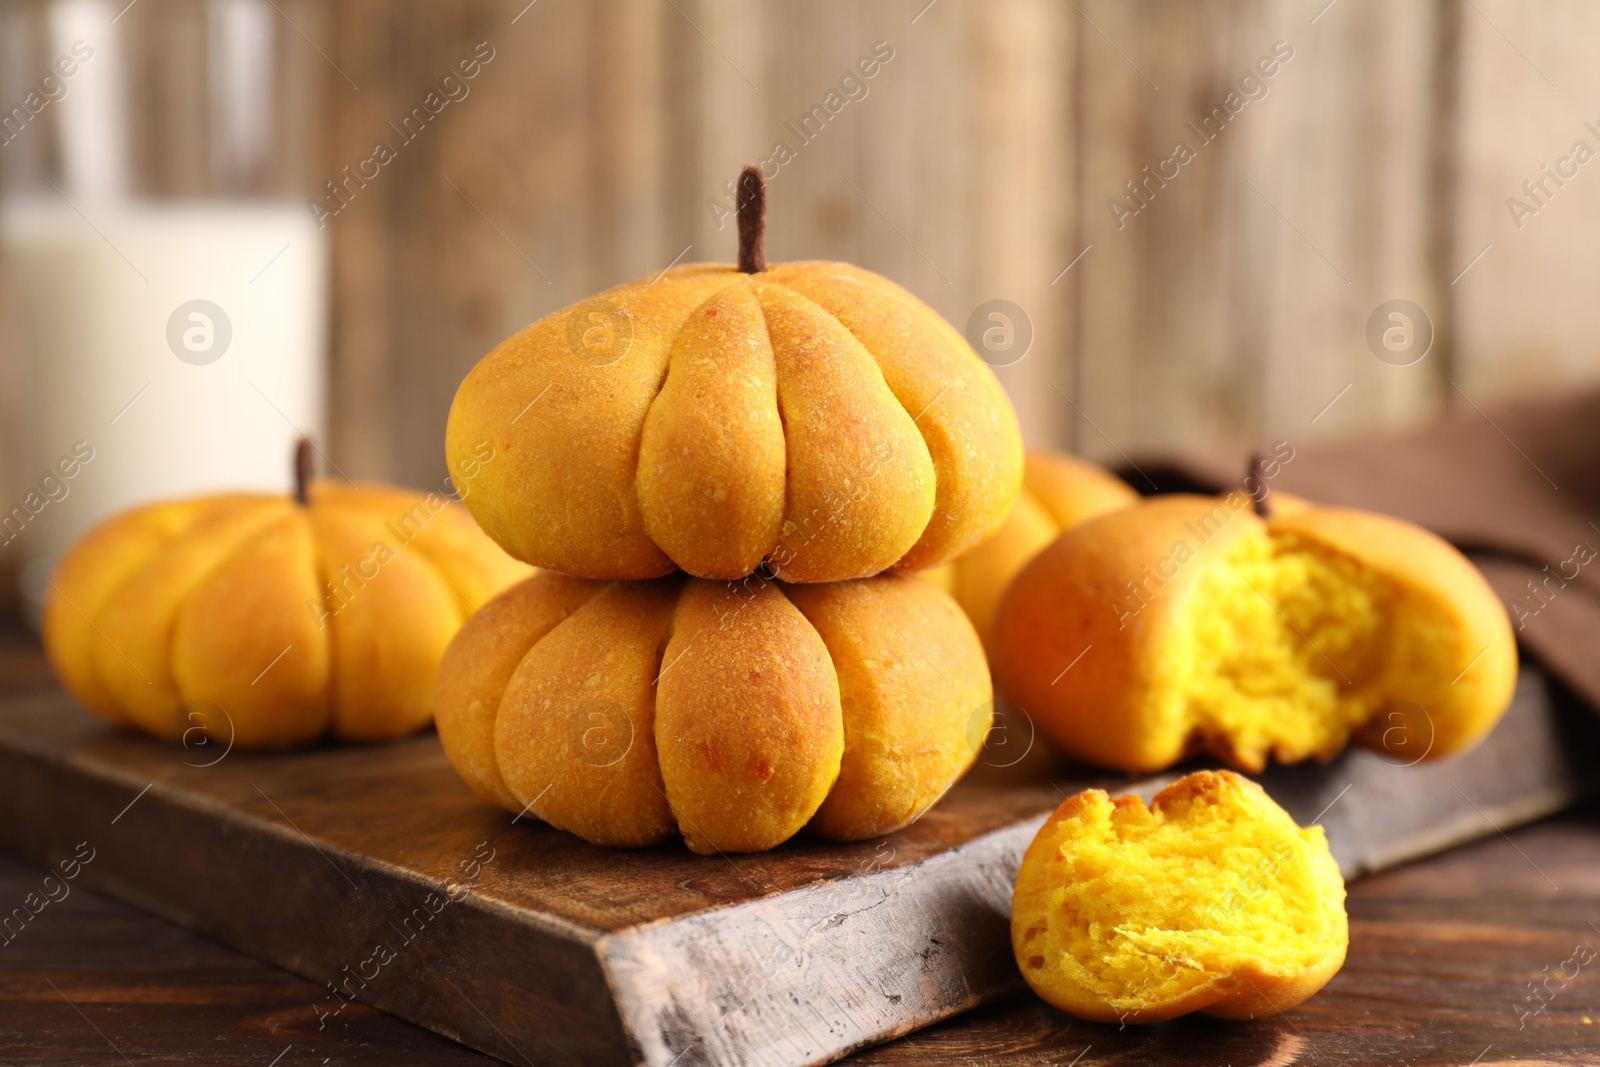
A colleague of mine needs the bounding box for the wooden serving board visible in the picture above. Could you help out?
[1,668,1596,1067]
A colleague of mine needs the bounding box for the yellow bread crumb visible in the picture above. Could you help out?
[1012,770,1348,1023]
[994,495,1518,773]
[1171,530,1455,770]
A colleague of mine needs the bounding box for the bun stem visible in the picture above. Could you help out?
[737,165,766,274]
[295,438,313,505]
[1247,451,1271,518]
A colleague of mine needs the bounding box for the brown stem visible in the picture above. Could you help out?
[736,164,766,273]
[1246,450,1271,518]
[294,438,313,506]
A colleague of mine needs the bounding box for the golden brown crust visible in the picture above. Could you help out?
[757,282,936,582]
[940,451,1138,655]
[996,494,1258,771]
[445,266,730,579]
[1020,452,1141,530]
[785,575,990,841]
[171,512,332,748]
[637,281,785,579]
[43,484,529,749]
[763,263,1024,572]
[437,570,990,853]
[92,499,289,735]
[494,579,682,848]
[309,503,460,741]
[656,579,843,854]
[42,497,227,725]
[445,261,1022,584]
[435,572,605,811]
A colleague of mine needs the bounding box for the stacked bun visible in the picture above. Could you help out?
[435,168,1023,853]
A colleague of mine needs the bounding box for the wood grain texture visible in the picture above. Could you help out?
[0,595,1594,1065]
[324,0,398,482]
[1451,0,1600,403]
[5,1,1600,505]
[0,663,1594,1067]
[0,847,497,1066]
[315,0,1600,481]
[9,802,1600,1066]
[858,810,1600,1065]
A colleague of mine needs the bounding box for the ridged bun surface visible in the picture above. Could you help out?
[445,261,1023,583]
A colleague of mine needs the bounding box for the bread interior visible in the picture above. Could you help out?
[1171,530,1453,769]
[1018,782,1343,1012]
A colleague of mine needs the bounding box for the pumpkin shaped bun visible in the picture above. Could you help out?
[435,568,991,853]
[994,490,1517,773]
[925,450,1138,655]
[445,171,1023,584]
[44,446,529,749]
[1012,770,1348,1023]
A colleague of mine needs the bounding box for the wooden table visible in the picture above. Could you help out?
[4,617,1599,1065]
[6,797,1600,1065]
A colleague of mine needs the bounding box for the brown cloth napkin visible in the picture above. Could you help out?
[1147,387,1600,713]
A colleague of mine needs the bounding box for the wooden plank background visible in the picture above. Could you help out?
[3,0,1599,497]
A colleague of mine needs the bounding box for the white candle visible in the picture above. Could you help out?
[2,199,327,625]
